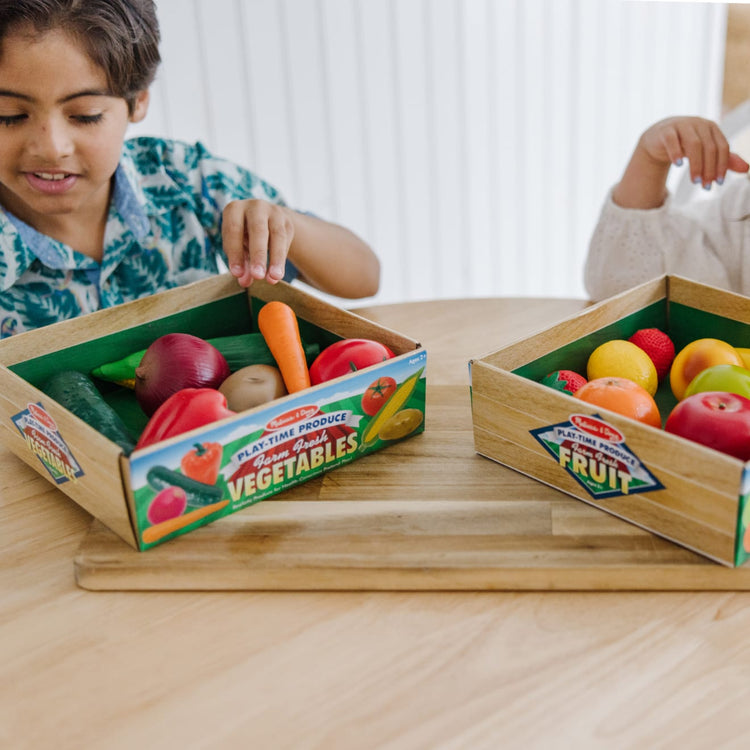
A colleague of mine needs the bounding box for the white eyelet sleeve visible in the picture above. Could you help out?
[584,177,750,301]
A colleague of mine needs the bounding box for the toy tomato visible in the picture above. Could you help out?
[309,339,395,385]
[180,441,223,485]
[361,376,397,416]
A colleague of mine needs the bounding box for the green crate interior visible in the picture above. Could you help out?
[9,293,342,438]
[512,299,750,426]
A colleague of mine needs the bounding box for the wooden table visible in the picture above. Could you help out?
[4,297,750,748]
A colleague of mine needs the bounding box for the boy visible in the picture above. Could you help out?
[0,0,379,337]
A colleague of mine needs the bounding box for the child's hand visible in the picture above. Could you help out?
[614,116,750,209]
[639,116,749,189]
[222,199,295,287]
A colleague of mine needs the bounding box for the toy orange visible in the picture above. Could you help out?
[669,338,743,400]
[574,376,662,428]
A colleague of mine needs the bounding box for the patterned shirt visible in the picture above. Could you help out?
[0,137,297,337]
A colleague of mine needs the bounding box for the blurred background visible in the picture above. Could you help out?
[131,1,748,305]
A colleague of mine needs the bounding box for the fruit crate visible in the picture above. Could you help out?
[0,275,426,550]
[470,275,750,567]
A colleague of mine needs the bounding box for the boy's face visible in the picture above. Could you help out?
[0,28,148,236]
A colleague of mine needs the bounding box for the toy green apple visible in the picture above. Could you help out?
[665,391,750,461]
[683,364,750,400]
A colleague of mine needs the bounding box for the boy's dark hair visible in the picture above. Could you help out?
[0,0,161,113]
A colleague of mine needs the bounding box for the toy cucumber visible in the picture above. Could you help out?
[146,465,224,507]
[41,370,137,455]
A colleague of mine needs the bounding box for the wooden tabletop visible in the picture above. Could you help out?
[5,296,750,748]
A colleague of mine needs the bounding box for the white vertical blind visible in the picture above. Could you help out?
[132,0,728,304]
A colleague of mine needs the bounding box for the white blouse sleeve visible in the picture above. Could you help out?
[583,178,750,301]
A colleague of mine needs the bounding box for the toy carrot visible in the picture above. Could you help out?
[257,300,311,393]
[141,499,229,545]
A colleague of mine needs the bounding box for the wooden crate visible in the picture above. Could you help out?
[0,275,426,550]
[470,276,750,567]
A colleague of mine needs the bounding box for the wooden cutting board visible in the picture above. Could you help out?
[74,385,750,591]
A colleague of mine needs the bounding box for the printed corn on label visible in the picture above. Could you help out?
[531,413,663,499]
[11,402,84,484]
[128,352,427,549]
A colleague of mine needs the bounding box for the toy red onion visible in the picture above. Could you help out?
[135,333,231,416]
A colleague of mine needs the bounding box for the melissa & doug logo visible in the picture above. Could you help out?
[531,413,663,499]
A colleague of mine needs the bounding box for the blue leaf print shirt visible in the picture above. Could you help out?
[0,137,297,338]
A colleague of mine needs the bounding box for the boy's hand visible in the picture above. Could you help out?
[639,116,749,189]
[222,199,295,287]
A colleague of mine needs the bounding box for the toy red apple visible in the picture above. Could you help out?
[664,391,750,461]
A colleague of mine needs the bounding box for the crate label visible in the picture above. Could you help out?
[223,404,361,502]
[11,402,84,484]
[531,413,664,499]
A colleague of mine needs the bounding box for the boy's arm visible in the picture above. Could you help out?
[222,199,380,299]
[285,211,380,299]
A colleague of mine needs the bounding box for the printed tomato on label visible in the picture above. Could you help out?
[361,376,397,416]
[309,339,395,385]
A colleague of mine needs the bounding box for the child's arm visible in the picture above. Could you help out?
[222,199,380,299]
[585,116,750,300]
[613,116,749,209]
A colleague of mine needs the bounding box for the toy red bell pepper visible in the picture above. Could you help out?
[135,388,235,450]
[180,441,223,485]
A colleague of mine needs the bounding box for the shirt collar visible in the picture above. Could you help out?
[0,148,151,289]
[113,148,152,240]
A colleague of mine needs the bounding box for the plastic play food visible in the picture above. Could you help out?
[574,376,662,428]
[41,370,137,455]
[310,339,396,385]
[135,388,236,450]
[669,338,744,401]
[665,391,750,461]
[135,333,231,416]
[628,328,675,382]
[587,340,658,396]
[736,347,750,370]
[540,369,587,394]
[683,364,750,400]
[257,301,311,393]
[219,364,287,411]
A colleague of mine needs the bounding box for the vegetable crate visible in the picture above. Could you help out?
[470,275,750,568]
[0,275,426,550]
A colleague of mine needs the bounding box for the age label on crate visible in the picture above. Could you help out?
[531,414,664,500]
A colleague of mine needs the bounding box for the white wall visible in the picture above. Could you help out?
[131,0,728,305]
